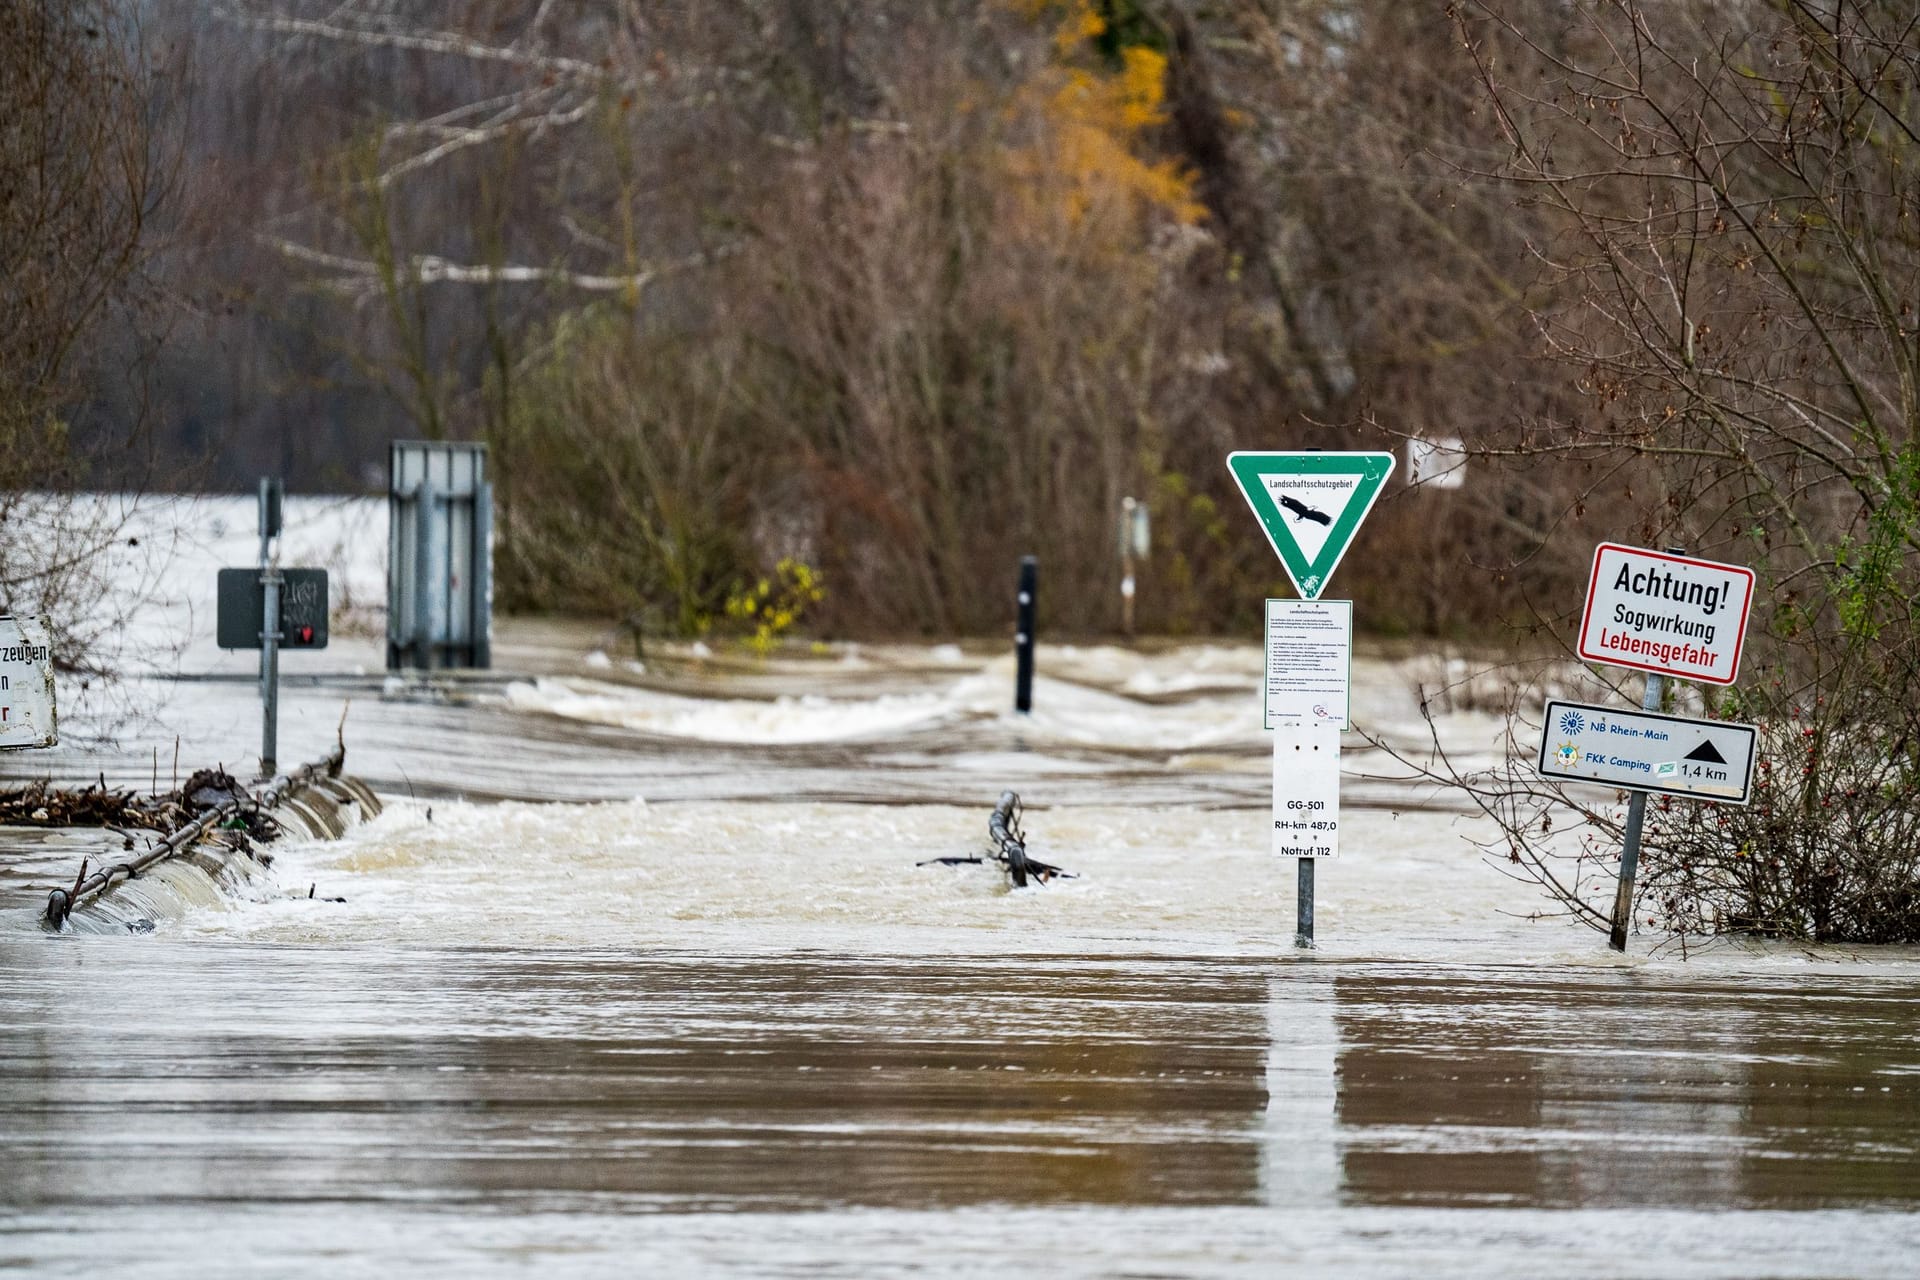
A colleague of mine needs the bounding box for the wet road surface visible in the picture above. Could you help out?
[3,943,1917,1276]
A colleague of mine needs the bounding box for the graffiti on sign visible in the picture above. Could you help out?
[0,615,57,749]
[216,568,330,650]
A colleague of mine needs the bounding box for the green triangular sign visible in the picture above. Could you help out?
[1227,451,1397,599]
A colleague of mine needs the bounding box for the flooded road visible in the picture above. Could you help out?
[4,498,1919,1274]
[7,791,1920,1277]
[5,941,1919,1277]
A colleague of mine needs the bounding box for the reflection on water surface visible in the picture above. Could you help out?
[3,942,1916,1275]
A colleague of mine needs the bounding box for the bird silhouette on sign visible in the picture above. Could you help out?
[1279,494,1333,526]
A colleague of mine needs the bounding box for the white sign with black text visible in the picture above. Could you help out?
[1578,543,1756,686]
[1536,698,1757,805]
[1273,721,1341,858]
[0,615,57,749]
[1264,599,1352,730]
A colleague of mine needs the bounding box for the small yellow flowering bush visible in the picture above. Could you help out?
[723,559,826,656]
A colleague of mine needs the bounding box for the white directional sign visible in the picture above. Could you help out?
[1264,599,1351,729]
[1228,452,1395,600]
[0,615,56,749]
[1273,721,1341,857]
[1579,543,1756,685]
[1536,699,1757,805]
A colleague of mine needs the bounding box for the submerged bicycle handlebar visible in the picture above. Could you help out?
[918,789,1073,887]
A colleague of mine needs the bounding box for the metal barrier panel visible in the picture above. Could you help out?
[388,441,492,670]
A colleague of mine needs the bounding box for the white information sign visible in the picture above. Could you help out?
[0,615,56,749]
[1578,543,1756,686]
[1536,699,1757,805]
[1273,722,1340,858]
[1264,599,1352,729]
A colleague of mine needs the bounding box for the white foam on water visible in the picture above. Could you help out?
[503,679,960,744]
[177,798,1487,953]
[175,796,1920,978]
[503,660,1274,752]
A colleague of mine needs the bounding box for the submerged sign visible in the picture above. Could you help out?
[1535,698,1757,805]
[1578,544,1755,685]
[0,615,56,749]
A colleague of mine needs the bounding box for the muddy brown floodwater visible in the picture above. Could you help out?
[3,943,1918,1277]
[3,597,1920,1275]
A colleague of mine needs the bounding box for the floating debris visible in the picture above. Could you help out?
[918,790,1074,887]
[0,777,181,831]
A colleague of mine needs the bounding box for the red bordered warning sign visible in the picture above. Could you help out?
[1577,543,1756,685]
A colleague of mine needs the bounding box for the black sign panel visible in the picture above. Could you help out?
[216,568,329,650]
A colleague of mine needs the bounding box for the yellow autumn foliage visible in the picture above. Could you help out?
[1002,0,1205,234]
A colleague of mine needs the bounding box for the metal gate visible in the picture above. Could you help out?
[387,441,492,670]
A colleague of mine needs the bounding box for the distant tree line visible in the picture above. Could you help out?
[83,0,1588,638]
[25,4,1916,652]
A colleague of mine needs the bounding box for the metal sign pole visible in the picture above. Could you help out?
[260,565,281,778]
[1274,722,1339,950]
[1607,670,1664,951]
[1296,858,1315,949]
[1234,454,1390,959]
[1607,544,1685,954]
[258,479,283,778]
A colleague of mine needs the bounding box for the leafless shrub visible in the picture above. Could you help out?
[1420,0,1920,942]
[1404,650,1612,717]
[1,1,169,685]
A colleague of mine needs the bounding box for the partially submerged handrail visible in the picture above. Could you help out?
[42,745,346,929]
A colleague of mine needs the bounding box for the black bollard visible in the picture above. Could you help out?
[1015,556,1037,713]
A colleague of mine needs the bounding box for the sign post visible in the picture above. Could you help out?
[215,480,330,780]
[1015,556,1037,713]
[216,563,330,776]
[1567,543,1756,951]
[1118,497,1148,639]
[1610,671,1663,951]
[1273,722,1340,947]
[1231,451,1394,949]
[259,479,282,777]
